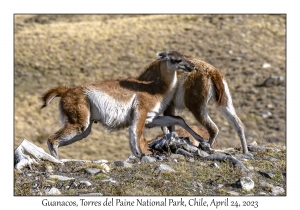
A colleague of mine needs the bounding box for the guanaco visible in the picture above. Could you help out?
[138,53,250,155]
[41,51,208,159]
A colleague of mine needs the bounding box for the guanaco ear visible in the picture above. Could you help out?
[156,51,167,60]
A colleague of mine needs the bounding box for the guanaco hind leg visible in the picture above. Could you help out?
[146,115,207,143]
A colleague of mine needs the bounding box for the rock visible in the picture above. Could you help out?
[141,156,157,163]
[194,149,210,157]
[114,161,133,167]
[85,168,102,176]
[262,63,271,68]
[49,175,74,181]
[45,187,61,195]
[259,192,268,196]
[235,177,255,191]
[80,180,92,187]
[248,141,258,147]
[264,156,279,162]
[125,155,139,163]
[259,76,285,87]
[99,163,110,173]
[209,162,220,168]
[259,180,274,190]
[271,186,285,195]
[259,171,276,179]
[170,154,185,161]
[226,191,240,196]
[260,111,272,118]
[93,160,108,164]
[46,166,53,174]
[192,181,203,191]
[235,154,254,160]
[100,178,117,183]
[154,164,175,174]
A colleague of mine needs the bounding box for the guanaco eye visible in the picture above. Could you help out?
[171,58,182,63]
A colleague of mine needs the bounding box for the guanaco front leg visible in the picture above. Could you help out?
[129,109,153,157]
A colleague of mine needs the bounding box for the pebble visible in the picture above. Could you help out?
[154,164,175,174]
[210,162,220,168]
[45,187,61,195]
[259,171,276,179]
[46,166,53,174]
[85,168,102,176]
[114,161,133,167]
[141,156,157,163]
[170,154,185,161]
[239,177,255,191]
[226,191,240,196]
[271,186,285,195]
[49,175,74,181]
[80,180,92,187]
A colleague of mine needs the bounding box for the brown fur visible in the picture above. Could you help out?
[138,55,249,154]
[41,51,198,158]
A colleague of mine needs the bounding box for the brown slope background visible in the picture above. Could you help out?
[14,14,286,161]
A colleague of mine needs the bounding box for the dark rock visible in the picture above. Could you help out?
[259,171,276,179]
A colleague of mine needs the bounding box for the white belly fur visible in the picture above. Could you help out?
[85,89,136,130]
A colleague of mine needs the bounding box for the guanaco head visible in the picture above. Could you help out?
[156,50,195,72]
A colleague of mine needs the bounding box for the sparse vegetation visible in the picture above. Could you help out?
[14,144,286,196]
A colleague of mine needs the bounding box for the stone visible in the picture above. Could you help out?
[154,164,175,174]
[271,186,285,195]
[99,163,110,173]
[209,162,220,168]
[248,141,258,147]
[85,168,102,176]
[259,171,276,179]
[264,156,279,162]
[80,180,92,187]
[259,180,274,190]
[125,155,139,163]
[46,166,53,174]
[49,175,74,181]
[192,181,204,191]
[238,177,255,191]
[170,154,185,161]
[194,149,210,157]
[45,187,61,195]
[141,156,157,163]
[262,63,271,68]
[114,161,133,167]
[226,191,240,196]
[100,178,117,183]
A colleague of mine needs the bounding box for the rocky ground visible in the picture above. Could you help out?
[14,139,286,196]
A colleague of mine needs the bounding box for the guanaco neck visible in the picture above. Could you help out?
[159,60,177,91]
